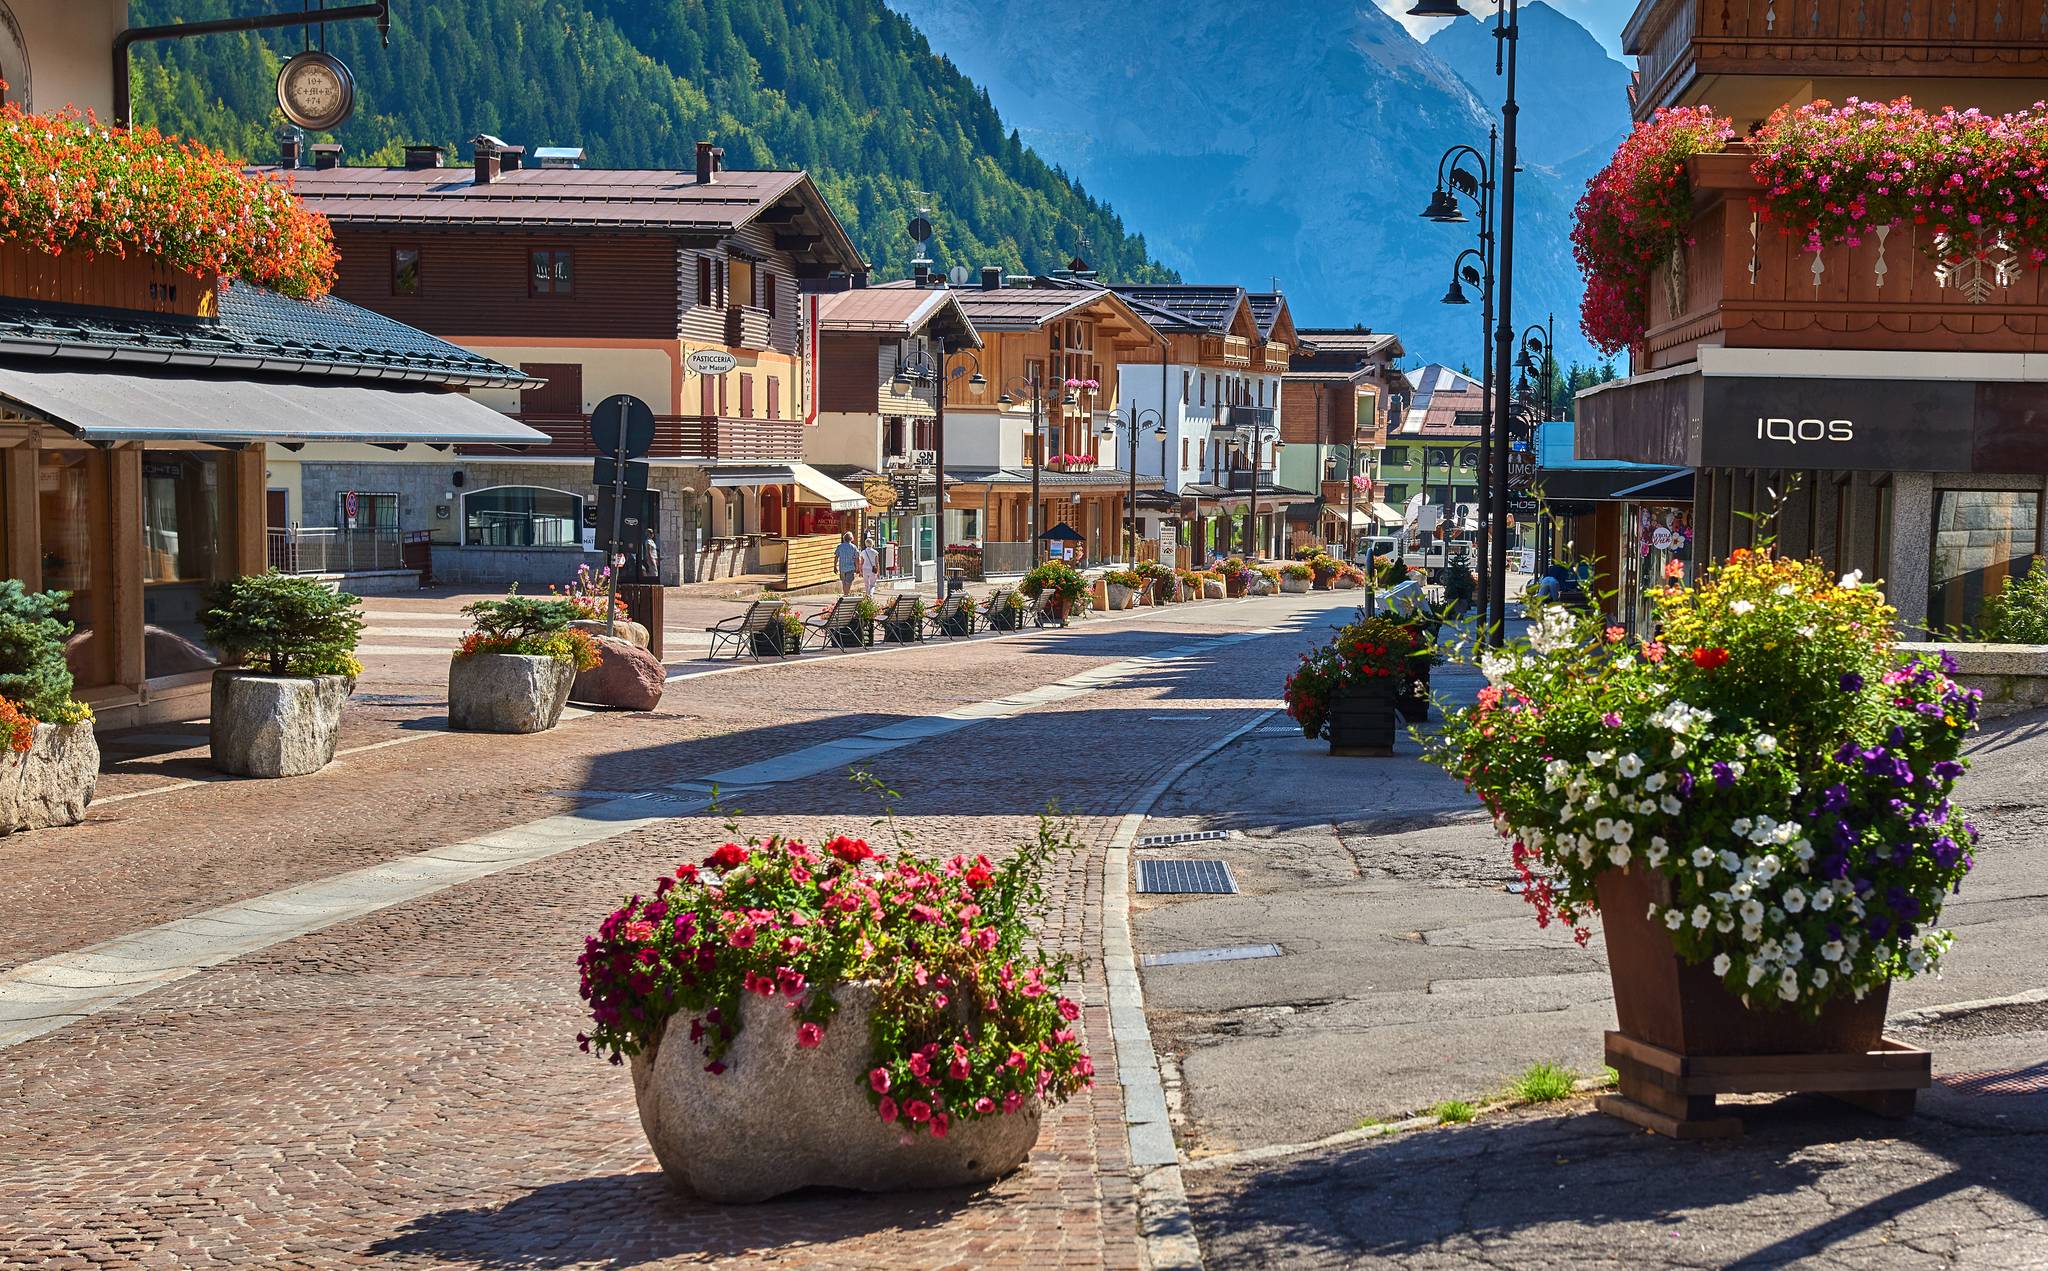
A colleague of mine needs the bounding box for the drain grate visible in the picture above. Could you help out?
[1136,859,1238,895]
[1141,943,1282,968]
[1937,1067,2048,1096]
[1136,829,1232,849]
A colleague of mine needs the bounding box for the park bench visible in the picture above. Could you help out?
[877,595,925,644]
[804,596,867,650]
[925,592,974,639]
[706,599,789,659]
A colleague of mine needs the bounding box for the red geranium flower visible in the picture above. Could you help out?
[1692,646,1730,670]
[707,842,749,869]
[825,835,877,864]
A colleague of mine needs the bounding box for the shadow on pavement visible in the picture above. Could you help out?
[366,1170,985,1269]
[1188,1094,2048,1268]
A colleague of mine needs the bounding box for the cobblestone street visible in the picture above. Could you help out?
[0,592,1343,1270]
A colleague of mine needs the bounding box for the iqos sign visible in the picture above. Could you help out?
[1755,416,1855,446]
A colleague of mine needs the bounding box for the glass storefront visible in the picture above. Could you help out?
[141,452,226,678]
[1929,489,2040,632]
[1619,503,1694,636]
[39,449,114,688]
[465,486,583,547]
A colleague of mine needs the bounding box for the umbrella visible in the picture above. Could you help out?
[1038,522,1084,542]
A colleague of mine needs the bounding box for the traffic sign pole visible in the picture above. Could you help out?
[604,397,629,627]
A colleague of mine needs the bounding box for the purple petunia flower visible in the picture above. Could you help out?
[1712,761,1734,789]
[1840,671,1865,693]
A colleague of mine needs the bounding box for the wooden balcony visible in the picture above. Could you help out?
[1634,147,2048,372]
[1223,335,1252,365]
[1627,0,2048,121]
[466,413,804,462]
[723,305,773,350]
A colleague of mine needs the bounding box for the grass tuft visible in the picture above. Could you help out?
[1431,1099,1476,1125]
[1509,1061,1578,1104]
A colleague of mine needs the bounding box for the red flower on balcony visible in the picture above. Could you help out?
[0,100,336,298]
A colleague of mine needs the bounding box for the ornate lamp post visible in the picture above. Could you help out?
[1100,406,1167,563]
[1411,0,1522,645]
[1421,131,1498,632]
[999,369,1078,565]
[897,343,986,602]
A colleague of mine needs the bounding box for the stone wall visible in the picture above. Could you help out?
[427,545,606,590]
[1897,641,2048,719]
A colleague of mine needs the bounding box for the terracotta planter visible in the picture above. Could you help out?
[0,721,98,832]
[1225,574,1248,598]
[1593,865,1926,1138]
[209,669,352,777]
[630,986,1042,1203]
[1326,678,1399,756]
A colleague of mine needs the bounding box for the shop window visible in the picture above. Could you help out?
[1930,489,2040,631]
[464,486,583,547]
[392,247,421,296]
[530,249,573,296]
[39,449,113,688]
[140,452,226,679]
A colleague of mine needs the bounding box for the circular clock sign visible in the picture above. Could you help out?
[276,50,356,132]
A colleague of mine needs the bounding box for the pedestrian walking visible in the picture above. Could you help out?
[859,538,880,597]
[834,531,858,595]
[640,530,661,584]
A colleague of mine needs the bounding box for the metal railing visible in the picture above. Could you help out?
[981,542,1034,577]
[267,526,404,574]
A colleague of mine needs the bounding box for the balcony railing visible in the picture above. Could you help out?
[724,305,773,350]
[1627,0,2048,119]
[267,526,404,574]
[1223,335,1252,365]
[477,412,805,462]
[1633,147,2048,372]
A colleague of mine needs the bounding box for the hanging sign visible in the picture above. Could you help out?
[686,349,739,376]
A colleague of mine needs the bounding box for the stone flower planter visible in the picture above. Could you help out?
[1107,583,1136,610]
[1334,573,1361,590]
[0,721,98,832]
[448,653,576,733]
[631,985,1043,1204]
[210,669,352,778]
[1280,577,1312,594]
[570,617,651,650]
[1202,579,1227,600]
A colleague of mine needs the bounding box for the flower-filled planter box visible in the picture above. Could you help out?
[448,596,597,734]
[580,821,1094,1204]
[1283,614,1422,755]
[209,670,353,777]
[1433,552,1977,1137]
[1326,678,1399,755]
[0,721,98,833]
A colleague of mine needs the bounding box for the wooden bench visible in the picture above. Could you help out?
[925,593,974,639]
[983,587,1022,631]
[804,596,867,650]
[706,599,788,659]
[877,595,925,644]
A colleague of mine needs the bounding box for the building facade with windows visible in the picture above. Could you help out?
[1578,0,2048,633]
[261,138,868,587]
[1283,328,1410,550]
[1386,365,1486,541]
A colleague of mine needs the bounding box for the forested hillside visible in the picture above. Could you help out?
[128,0,1175,283]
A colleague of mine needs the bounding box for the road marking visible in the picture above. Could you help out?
[0,626,1285,1051]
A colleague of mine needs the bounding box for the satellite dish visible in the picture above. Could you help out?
[948,265,969,287]
[907,215,933,243]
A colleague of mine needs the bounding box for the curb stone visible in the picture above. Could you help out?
[1107,707,1279,1271]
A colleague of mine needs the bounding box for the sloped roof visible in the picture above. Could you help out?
[258,161,866,273]
[1298,328,1404,359]
[815,288,980,346]
[0,284,530,387]
[1110,285,1250,335]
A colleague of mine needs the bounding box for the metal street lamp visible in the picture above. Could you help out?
[1413,0,1525,645]
[900,342,993,603]
[1423,133,1500,634]
[998,367,1066,566]
[1100,406,1166,564]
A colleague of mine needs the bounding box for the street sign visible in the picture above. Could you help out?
[685,349,738,376]
[594,456,650,493]
[343,490,359,521]
[907,215,933,244]
[591,394,655,459]
[1156,522,1178,570]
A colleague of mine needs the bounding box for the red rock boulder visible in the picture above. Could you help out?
[570,636,665,711]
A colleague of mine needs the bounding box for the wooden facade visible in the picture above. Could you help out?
[1638,148,2048,371]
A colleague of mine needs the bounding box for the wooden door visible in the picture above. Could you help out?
[265,489,288,529]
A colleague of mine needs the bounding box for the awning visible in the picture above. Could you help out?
[1609,469,1696,501]
[0,363,550,445]
[1370,501,1404,525]
[709,462,867,511]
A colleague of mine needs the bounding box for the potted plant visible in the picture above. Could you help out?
[200,571,365,778]
[1133,561,1172,604]
[552,563,651,649]
[1309,554,1340,591]
[1103,569,1143,610]
[0,581,98,831]
[1253,564,1282,595]
[1282,614,1418,755]
[1021,561,1087,626]
[854,596,882,645]
[449,594,600,733]
[1218,557,1249,598]
[577,815,1095,1203]
[755,606,808,655]
[1279,562,1315,594]
[1397,610,1444,724]
[1198,570,1228,600]
[1429,551,1981,1136]
[1334,563,1366,591]
[939,593,979,637]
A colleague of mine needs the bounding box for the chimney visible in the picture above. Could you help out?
[403,144,446,170]
[471,134,504,184]
[914,262,932,287]
[498,144,525,172]
[981,266,1002,291]
[277,128,301,170]
[695,140,724,184]
[309,143,343,170]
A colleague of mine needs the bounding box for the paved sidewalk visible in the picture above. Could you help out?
[1130,608,2048,1266]
[0,591,1352,1269]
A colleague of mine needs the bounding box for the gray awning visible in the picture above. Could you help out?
[709,462,867,511]
[0,363,549,445]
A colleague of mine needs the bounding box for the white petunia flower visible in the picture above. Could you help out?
[1739,899,1765,925]
[1664,909,1685,931]
[1692,847,1716,868]
[1662,795,1684,816]
[1617,753,1643,778]
[1609,843,1633,868]
[1644,772,1667,793]
[1747,962,1767,986]
[1732,817,1754,837]
[1670,740,1688,759]
[1720,850,1744,873]
[1779,968,1801,1001]
[1691,904,1712,929]
[1646,837,1669,867]
[1810,967,1829,990]
[1755,734,1778,754]
[1811,888,1834,911]
[1730,600,1755,615]
[1841,569,1864,588]
[1613,821,1635,845]
[1783,887,1807,913]
[1821,940,1845,962]
[1713,953,1732,976]
[1776,583,1796,597]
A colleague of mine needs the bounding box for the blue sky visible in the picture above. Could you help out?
[1376,0,1637,58]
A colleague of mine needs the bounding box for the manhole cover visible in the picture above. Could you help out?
[1136,830,1232,849]
[1937,1067,2048,1096]
[1136,859,1238,895]
[1141,943,1282,968]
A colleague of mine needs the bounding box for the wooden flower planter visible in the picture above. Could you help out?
[1593,865,1930,1139]
[1326,678,1399,756]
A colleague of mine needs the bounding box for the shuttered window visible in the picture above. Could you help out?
[740,374,754,419]
[767,375,780,420]
[697,256,713,307]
